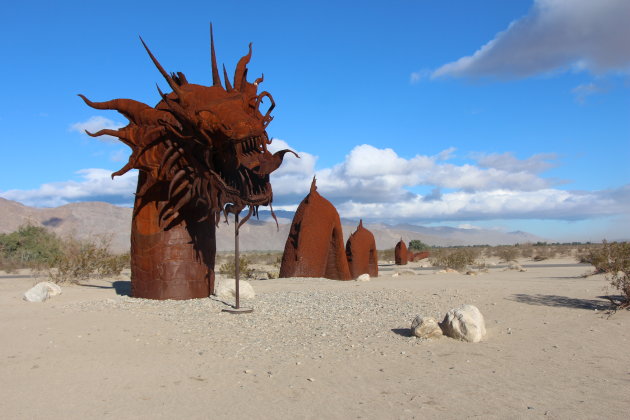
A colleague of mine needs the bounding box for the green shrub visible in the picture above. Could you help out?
[408,240,430,252]
[0,224,63,269]
[219,256,255,279]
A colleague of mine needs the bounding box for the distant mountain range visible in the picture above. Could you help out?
[0,198,546,254]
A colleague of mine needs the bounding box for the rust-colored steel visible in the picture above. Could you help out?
[346,220,378,278]
[409,251,430,262]
[395,239,408,265]
[279,178,351,280]
[80,27,295,300]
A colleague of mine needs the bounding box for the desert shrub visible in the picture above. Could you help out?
[533,246,556,261]
[430,247,479,271]
[577,243,607,269]
[243,251,283,266]
[219,256,255,279]
[408,240,430,252]
[583,241,630,309]
[519,245,534,259]
[0,224,63,269]
[494,246,519,262]
[48,236,129,284]
[378,248,395,262]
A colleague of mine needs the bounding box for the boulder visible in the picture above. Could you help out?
[440,304,486,343]
[356,273,370,282]
[411,316,443,339]
[23,282,62,303]
[214,278,255,300]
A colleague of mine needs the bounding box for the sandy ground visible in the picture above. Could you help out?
[1,258,629,419]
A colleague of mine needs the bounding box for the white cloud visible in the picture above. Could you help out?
[432,0,630,79]
[69,116,124,143]
[571,82,605,104]
[3,142,628,226]
[473,152,558,174]
[336,187,629,222]
[0,169,137,207]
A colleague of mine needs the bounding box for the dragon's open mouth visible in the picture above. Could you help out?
[208,134,274,206]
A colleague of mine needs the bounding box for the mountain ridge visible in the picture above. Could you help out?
[0,199,547,253]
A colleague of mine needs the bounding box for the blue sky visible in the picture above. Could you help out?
[1,0,628,242]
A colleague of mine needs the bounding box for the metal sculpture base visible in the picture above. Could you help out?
[222,307,254,314]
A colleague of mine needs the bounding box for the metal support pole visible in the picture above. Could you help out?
[234,211,240,309]
[222,209,253,314]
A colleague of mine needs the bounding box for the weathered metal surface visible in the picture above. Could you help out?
[279,178,352,280]
[395,239,408,265]
[80,27,294,299]
[409,251,430,262]
[346,220,378,278]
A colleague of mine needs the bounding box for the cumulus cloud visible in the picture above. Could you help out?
[336,186,630,223]
[310,144,554,203]
[0,169,137,207]
[69,116,124,143]
[432,0,630,79]
[3,141,628,225]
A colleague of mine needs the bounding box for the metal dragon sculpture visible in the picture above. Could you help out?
[80,27,296,299]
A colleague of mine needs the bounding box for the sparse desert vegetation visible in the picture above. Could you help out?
[429,247,481,271]
[0,224,129,283]
[578,240,630,309]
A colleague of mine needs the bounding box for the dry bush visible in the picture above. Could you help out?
[582,241,630,309]
[494,246,519,262]
[243,251,283,266]
[532,246,555,261]
[218,256,255,279]
[519,244,534,259]
[48,236,129,284]
[430,247,480,272]
[378,248,395,262]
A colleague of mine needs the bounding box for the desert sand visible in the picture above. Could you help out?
[1,258,628,419]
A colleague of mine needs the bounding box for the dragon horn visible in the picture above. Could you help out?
[223,64,233,91]
[210,24,222,87]
[233,43,252,91]
[139,36,183,98]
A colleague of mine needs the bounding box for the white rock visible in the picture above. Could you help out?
[391,272,400,277]
[440,304,486,343]
[410,316,443,339]
[505,262,526,272]
[23,282,62,302]
[43,282,62,296]
[356,274,370,282]
[214,278,255,300]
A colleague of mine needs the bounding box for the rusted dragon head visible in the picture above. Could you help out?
[79,26,297,227]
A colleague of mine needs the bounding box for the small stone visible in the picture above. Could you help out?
[356,274,370,282]
[307,378,315,382]
[214,278,255,300]
[410,316,443,339]
[244,369,253,374]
